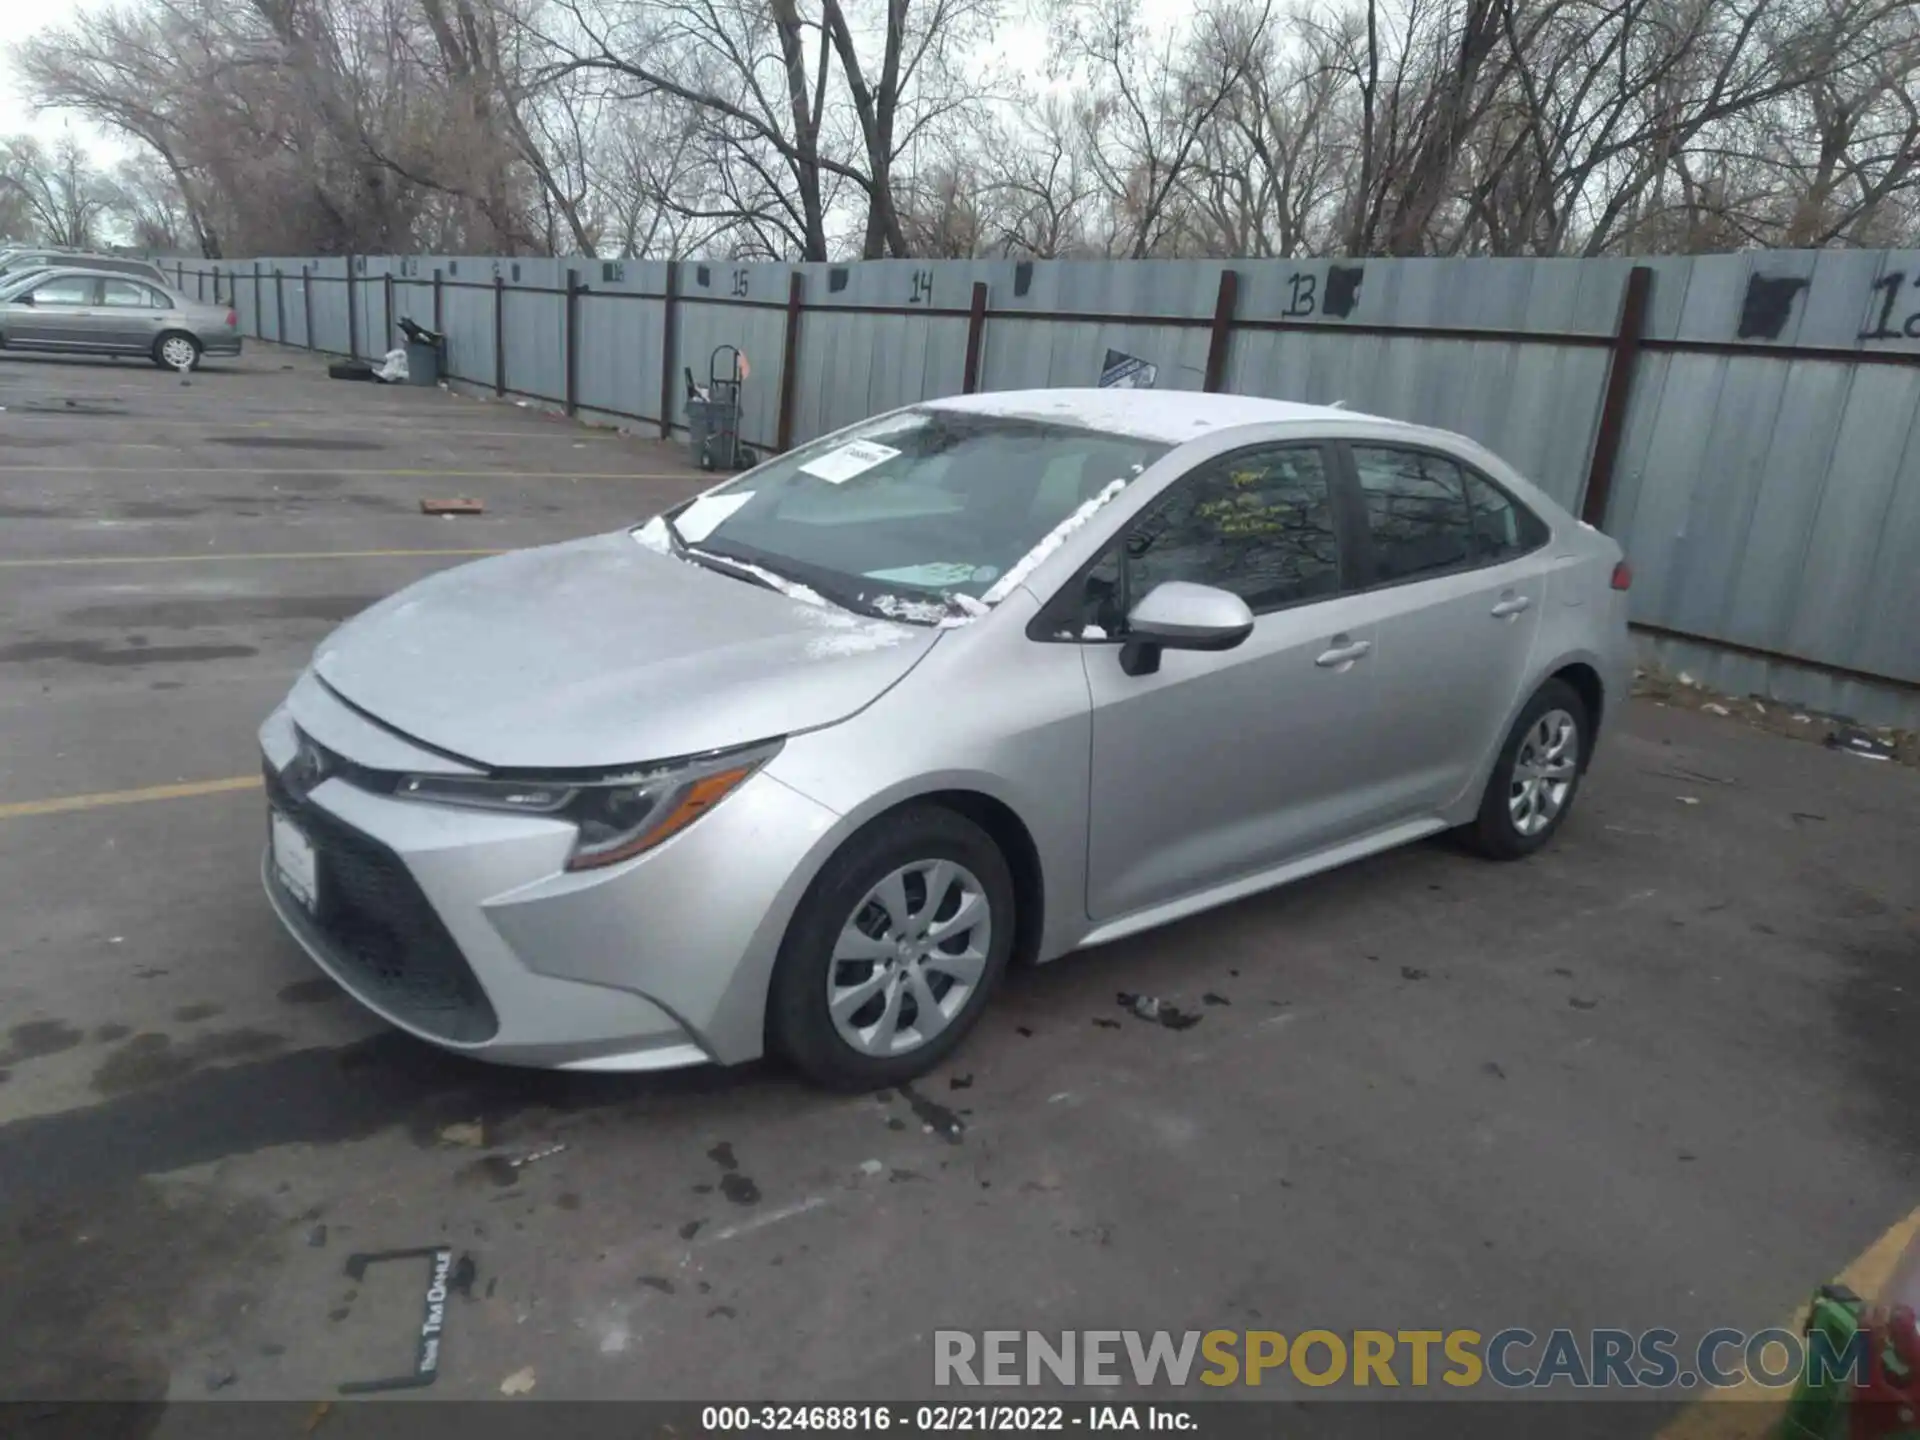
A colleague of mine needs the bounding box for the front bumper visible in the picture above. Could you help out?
[257,693,839,1070]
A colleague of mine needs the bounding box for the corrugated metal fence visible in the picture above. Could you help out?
[175,251,1920,727]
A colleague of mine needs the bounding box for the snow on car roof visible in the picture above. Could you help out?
[922,388,1396,444]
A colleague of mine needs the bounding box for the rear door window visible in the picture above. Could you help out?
[1350,446,1475,584]
[100,280,152,307]
[1462,470,1549,559]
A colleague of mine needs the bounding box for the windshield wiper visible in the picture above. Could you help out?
[679,544,783,593]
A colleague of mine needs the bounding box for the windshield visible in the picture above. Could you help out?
[662,409,1167,618]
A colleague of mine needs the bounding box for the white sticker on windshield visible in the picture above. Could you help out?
[800,440,901,484]
[675,491,753,543]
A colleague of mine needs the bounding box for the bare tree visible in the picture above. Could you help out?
[1056,0,1277,257]
[0,134,120,248]
[10,0,1919,259]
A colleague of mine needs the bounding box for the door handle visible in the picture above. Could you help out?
[1490,594,1532,618]
[1315,639,1371,668]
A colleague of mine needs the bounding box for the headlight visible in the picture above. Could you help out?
[395,740,781,871]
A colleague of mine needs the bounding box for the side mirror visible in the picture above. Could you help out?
[1118,581,1255,677]
[14,293,33,306]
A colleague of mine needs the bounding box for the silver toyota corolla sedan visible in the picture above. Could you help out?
[260,391,1631,1087]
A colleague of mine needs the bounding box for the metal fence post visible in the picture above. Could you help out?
[346,258,359,359]
[493,273,506,397]
[432,268,443,335]
[962,281,989,394]
[383,270,395,350]
[253,261,263,338]
[565,269,582,417]
[776,269,804,452]
[1580,265,1654,530]
[302,265,315,351]
[658,264,679,439]
[1203,269,1240,393]
[274,268,286,343]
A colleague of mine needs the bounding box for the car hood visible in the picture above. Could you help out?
[313,531,939,770]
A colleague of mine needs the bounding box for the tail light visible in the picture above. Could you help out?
[1610,560,1632,591]
[225,308,238,328]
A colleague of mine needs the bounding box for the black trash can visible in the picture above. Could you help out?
[397,318,445,387]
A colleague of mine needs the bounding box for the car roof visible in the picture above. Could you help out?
[14,266,172,287]
[921,388,1400,444]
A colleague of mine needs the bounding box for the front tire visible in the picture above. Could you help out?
[1465,679,1588,860]
[768,805,1014,1089]
[154,333,202,371]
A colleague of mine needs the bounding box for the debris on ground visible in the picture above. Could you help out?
[949,1074,973,1091]
[1092,1017,1122,1029]
[499,1367,536,1396]
[306,1224,328,1248]
[1116,992,1202,1030]
[420,497,485,516]
[1483,1061,1507,1079]
[1569,997,1600,1011]
[205,1365,237,1392]
[510,1143,565,1170]
[1400,966,1429,981]
[897,1081,966,1142]
[1826,727,1897,762]
[1677,796,1700,806]
[1633,664,1918,767]
[858,1159,883,1177]
[1202,992,1231,1006]
[437,1121,486,1148]
[1652,765,1737,786]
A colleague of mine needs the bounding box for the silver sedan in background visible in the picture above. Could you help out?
[0,267,241,369]
[259,391,1632,1088]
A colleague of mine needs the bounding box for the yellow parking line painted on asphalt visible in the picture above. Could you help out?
[0,466,690,479]
[1656,1204,1920,1437]
[0,775,262,822]
[0,417,628,439]
[0,547,503,569]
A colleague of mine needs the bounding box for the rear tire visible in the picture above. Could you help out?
[768,805,1014,1090]
[1464,679,1588,860]
[154,332,201,371]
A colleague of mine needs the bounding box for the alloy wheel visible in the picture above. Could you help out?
[1509,708,1579,836]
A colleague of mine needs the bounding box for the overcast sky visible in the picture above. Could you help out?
[0,0,126,156]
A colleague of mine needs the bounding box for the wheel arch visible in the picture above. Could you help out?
[779,782,1049,969]
[1548,660,1605,766]
[154,329,201,362]
[1445,647,1614,825]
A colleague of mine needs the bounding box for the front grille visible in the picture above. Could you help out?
[265,762,499,1044]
